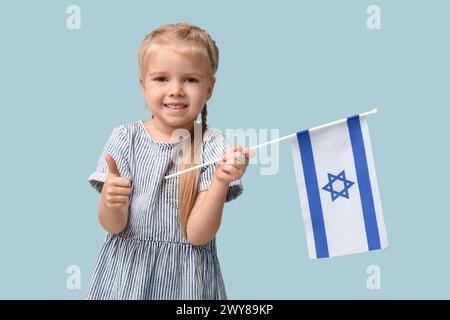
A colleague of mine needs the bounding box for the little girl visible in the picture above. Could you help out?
[86,23,254,300]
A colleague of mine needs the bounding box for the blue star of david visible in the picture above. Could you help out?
[322,170,355,201]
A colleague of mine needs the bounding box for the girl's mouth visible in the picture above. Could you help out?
[164,103,188,112]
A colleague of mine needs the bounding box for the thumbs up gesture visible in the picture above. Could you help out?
[102,154,132,209]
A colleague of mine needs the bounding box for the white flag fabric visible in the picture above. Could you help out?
[290,115,388,259]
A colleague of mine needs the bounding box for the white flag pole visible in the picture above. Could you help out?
[164,108,378,179]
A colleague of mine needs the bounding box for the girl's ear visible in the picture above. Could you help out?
[206,77,216,101]
[139,77,147,96]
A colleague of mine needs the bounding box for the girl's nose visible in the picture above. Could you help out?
[168,80,184,96]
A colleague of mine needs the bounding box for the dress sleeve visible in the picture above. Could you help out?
[88,125,131,193]
[198,130,243,202]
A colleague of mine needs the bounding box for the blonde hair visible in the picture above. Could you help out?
[138,23,219,241]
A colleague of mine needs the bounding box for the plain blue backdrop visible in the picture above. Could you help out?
[0,0,449,299]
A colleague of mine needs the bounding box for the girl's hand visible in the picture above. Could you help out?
[214,146,255,185]
[102,154,132,209]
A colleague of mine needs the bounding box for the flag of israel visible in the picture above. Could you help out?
[291,115,388,259]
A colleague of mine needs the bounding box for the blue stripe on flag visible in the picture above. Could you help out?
[296,130,329,258]
[347,115,381,250]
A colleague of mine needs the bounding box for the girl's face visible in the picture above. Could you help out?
[140,45,215,133]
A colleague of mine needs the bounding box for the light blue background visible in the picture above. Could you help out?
[1,0,449,299]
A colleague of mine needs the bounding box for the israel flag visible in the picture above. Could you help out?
[291,114,388,259]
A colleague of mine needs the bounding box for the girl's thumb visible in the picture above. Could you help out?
[105,154,121,177]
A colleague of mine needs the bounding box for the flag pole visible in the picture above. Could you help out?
[164,108,378,179]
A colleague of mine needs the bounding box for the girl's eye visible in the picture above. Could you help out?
[153,76,168,82]
[185,77,199,83]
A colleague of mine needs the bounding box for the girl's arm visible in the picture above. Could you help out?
[186,146,254,246]
[186,177,228,245]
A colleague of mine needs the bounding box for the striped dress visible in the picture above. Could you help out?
[86,120,243,300]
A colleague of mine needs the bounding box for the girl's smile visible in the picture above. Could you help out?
[164,102,189,112]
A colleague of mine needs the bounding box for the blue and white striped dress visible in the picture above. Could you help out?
[86,120,243,300]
